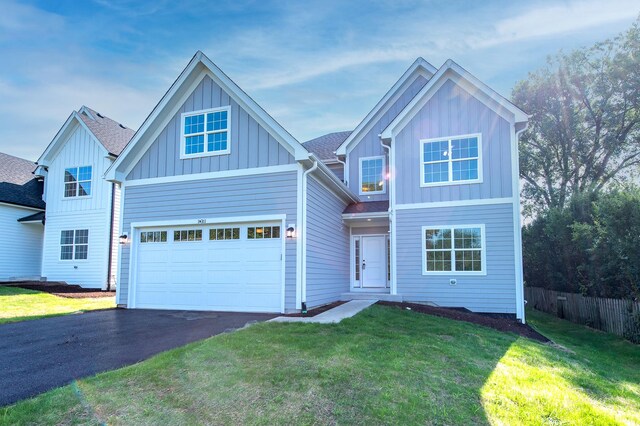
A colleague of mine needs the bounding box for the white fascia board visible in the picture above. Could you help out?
[335,58,437,156]
[381,60,528,140]
[303,155,359,203]
[106,51,309,182]
[341,211,389,220]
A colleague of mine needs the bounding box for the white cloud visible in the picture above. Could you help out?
[476,0,639,48]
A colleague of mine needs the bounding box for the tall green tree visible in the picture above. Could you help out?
[513,18,640,214]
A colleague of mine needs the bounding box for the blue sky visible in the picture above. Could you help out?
[0,0,638,161]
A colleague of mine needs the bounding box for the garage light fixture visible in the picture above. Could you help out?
[286,224,296,239]
[119,233,129,245]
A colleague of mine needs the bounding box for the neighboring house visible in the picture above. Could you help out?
[105,51,528,322]
[35,107,134,290]
[0,152,45,281]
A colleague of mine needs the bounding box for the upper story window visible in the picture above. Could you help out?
[181,107,230,159]
[64,166,92,197]
[420,134,482,187]
[422,225,485,275]
[359,156,386,195]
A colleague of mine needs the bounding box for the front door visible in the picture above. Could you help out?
[361,236,387,288]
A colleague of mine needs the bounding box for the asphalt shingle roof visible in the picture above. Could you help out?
[303,131,352,161]
[0,152,44,209]
[78,107,135,156]
[343,200,389,214]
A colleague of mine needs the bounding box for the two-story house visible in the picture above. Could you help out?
[35,107,134,290]
[105,51,528,322]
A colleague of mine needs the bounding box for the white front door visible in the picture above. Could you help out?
[361,235,387,288]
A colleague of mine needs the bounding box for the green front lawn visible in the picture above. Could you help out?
[0,286,115,324]
[1,306,638,425]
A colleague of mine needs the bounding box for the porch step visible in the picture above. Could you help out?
[340,292,403,302]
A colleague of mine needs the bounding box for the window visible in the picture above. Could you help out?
[209,227,240,240]
[60,229,89,260]
[182,107,230,158]
[140,231,167,243]
[359,156,385,194]
[422,225,485,274]
[247,226,280,239]
[173,229,202,242]
[64,166,92,197]
[420,135,481,186]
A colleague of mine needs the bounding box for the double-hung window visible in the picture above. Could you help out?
[359,156,386,194]
[181,107,230,158]
[60,229,89,260]
[422,225,485,274]
[64,166,92,197]
[420,134,481,186]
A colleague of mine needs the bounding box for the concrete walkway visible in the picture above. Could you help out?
[270,300,377,324]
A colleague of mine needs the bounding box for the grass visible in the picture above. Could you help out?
[1,306,638,425]
[0,286,115,324]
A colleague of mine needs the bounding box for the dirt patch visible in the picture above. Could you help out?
[284,301,347,317]
[4,282,115,299]
[378,301,549,342]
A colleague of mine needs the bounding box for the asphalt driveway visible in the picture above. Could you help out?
[0,308,276,406]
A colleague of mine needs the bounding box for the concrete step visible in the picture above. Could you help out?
[340,292,403,302]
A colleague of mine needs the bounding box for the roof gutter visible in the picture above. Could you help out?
[304,154,359,203]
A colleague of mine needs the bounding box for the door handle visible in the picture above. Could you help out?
[362,260,366,270]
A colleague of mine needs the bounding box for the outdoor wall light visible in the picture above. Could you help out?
[119,233,129,245]
[286,224,296,239]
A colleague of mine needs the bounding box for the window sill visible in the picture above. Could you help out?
[180,149,231,160]
[421,271,487,276]
[419,178,483,188]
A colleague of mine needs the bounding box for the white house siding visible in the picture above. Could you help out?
[41,122,114,288]
[118,171,298,310]
[396,203,517,314]
[0,204,43,280]
[305,176,350,308]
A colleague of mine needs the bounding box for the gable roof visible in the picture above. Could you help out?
[381,59,528,140]
[303,131,352,161]
[0,152,45,209]
[105,51,310,182]
[335,57,437,156]
[78,106,135,156]
[37,107,134,168]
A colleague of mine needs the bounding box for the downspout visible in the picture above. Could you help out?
[513,122,529,323]
[380,136,394,292]
[106,182,116,291]
[301,159,318,313]
[335,154,347,185]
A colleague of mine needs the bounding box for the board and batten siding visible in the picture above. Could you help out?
[347,75,428,201]
[0,204,43,280]
[127,75,294,181]
[41,122,114,289]
[394,79,513,204]
[396,203,517,314]
[119,171,298,309]
[305,176,350,307]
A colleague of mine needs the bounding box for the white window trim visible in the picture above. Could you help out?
[60,229,89,261]
[421,224,486,276]
[63,165,93,199]
[419,133,483,187]
[180,106,231,159]
[358,155,386,195]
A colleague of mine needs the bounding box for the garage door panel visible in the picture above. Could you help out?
[135,222,283,312]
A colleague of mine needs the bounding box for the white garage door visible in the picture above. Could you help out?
[133,222,283,312]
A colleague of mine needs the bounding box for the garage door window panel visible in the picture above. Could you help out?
[174,229,202,242]
[210,227,240,241]
[247,226,280,239]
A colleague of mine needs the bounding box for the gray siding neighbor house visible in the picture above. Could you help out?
[105,51,528,322]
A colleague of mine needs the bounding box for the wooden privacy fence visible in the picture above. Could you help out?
[525,287,640,339]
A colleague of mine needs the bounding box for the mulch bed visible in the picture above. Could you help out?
[378,301,549,342]
[4,282,115,299]
[284,300,347,317]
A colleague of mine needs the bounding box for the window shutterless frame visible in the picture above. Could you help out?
[421,224,486,276]
[180,106,231,159]
[419,133,483,187]
[63,165,93,198]
[358,155,386,195]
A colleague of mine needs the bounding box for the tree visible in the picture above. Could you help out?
[513,18,640,215]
